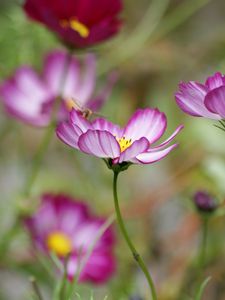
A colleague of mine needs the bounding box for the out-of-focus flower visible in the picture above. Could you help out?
[57,108,183,165]
[23,0,123,48]
[0,50,115,127]
[175,72,225,119]
[24,193,116,284]
[193,191,218,213]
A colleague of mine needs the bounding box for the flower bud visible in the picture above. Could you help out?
[193,191,217,213]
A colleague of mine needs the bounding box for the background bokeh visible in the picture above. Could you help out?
[1,0,225,299]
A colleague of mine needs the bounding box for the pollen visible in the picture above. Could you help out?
[47,232,72,257]
[60,18,89,38]
[117,136,132,152]
[65,98,76,111]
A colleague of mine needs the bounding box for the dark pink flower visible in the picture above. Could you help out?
[175,72,225,119]
[24,193,116,284]
[56,108,183,165]
[0,50,115,127]
[23,0,123,48]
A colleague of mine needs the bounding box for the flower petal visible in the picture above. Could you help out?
[119,137,149,163]
[70,108,92,133]
[134,144,178,164]
[56,121,81,149]
[78,251,116,283]
[151,125,184,150]
[205,72,225,90]
[175,81,220,119]
[91,117,122,137]
[44,50,80,97]
[74,54,96,104]
[123,108,167,144]
[0,66,51,126]
[78,130,120,158]
[204,86,225,118]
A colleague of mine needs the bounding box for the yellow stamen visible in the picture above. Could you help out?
[47,232,72,257]
[116,136,132,152]
[60,18,89,38]
[70,19,89,38]
[65,98,76,111]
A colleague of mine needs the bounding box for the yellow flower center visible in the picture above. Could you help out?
[47,232,72,257]
[60,18,90,38]
[117,136,132,152]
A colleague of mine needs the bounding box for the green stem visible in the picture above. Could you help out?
[23,123,54,197]
[30,277,44,300]
[199,217,209,269]
[113,171,157,300]
[23,49,74,197]
[0,217,20,256]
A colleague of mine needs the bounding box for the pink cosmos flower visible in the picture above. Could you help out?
[0,50,115,127]
[56,108,183,165]
[24,193,116,284]
[175,72,225,120]
[23,0,123,48]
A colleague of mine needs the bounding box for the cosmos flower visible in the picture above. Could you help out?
[24,193,116,284]
[175,72,225,120]
[0,50,115,127]
[193,190,218,213]
[23,0,123,48]
[56,108,183,165]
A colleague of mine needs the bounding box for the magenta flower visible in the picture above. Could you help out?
[23,0,123,48]
[0,50,115,127]
[24,193,115,284]
[56,108,183,166]
[175,72,225,120]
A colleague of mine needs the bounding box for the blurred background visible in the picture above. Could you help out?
[1,0,225,299]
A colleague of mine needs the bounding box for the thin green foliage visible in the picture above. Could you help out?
[195,277,211,300]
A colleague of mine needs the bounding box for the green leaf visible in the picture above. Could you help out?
[195,277,211,300]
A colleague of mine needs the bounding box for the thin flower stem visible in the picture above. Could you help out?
[23,50,73,197]
[23,123,54,197]
[199,217,209,269]
[113,171,157,300]
[30,277,44,300]
[0,217,20,256]
[0,51,74,259]
[65,215,115,300]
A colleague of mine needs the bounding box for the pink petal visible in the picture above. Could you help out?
[175,81,220,119]
[56,122,80,149]
[91,117,122,137]
[78,130,120,158]
[72,222,103,250]
[44,50,80,97]
[151,125,184,150]
[123,108,167,144]
[0,66,51,126]
[118,137,149,163]
[134,144,178,164]
[78,251,116,284]
[74,54,96,104]
[67,251,116,284]
[205,72,225,90]
[204,86,225,118]
[14,67,50,101]
[70,108,92,133]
